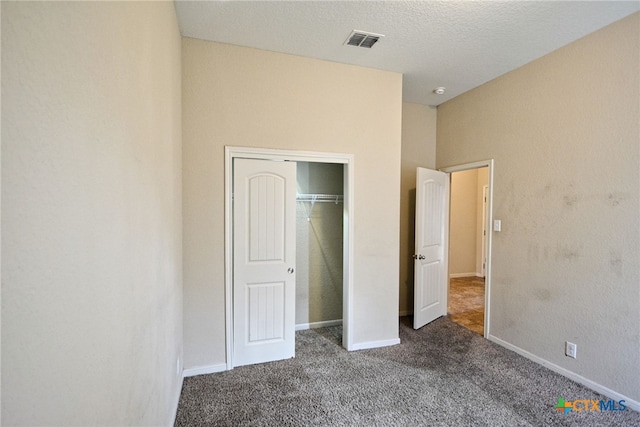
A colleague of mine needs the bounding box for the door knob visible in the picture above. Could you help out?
[413,254,425,260]
[287,267,295,274]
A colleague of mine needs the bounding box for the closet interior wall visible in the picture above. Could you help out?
[295,162,344,327]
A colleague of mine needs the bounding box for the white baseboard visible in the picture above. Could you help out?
[351,338,401,351]
[488,335,640,412]
[296,319,342,331]
[449,272,477,278]
[182,363,227,378]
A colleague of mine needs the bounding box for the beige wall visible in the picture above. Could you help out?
[450,169,479,276]
[437,13,639,403]
[296,163,344,325]
[2,2,183,425]
[399,102,437,314]
[449,167,489,277]
[182,38,402,369]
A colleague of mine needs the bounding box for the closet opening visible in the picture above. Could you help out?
[295,162,344,332]
[225,146,354,369]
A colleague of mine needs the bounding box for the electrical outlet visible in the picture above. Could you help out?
[565,341,577,359]
[176,357,181,375]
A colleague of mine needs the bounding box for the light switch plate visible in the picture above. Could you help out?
[493,219,501,232]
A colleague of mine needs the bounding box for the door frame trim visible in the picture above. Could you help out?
[225,146,355,369]
[481,184,489,278]
[440,159,494,338]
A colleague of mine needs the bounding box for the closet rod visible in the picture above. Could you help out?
[296,193,343,221]
[296,193,343,203]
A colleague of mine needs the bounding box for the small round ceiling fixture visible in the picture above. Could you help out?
[433,87,446,95]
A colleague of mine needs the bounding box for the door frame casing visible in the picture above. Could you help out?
[440,159,494,338]
[481,184,489,278]
[225,146,355,369]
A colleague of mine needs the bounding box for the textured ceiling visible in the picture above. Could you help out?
[175,1,639,106]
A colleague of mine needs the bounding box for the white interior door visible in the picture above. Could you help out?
[233,158,296,366]
[413,167,449,329]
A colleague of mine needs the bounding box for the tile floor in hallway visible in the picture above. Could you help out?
[448,276,485,335]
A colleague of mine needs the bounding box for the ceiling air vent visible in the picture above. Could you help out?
[344,30,384,48]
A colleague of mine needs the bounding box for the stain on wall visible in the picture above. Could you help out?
[437,13,640,403]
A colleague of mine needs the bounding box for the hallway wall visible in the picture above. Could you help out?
[450,169,479,276]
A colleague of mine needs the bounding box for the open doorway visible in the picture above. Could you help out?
[448,167,489,335]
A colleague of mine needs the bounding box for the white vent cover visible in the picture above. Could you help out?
[344,30,384,48]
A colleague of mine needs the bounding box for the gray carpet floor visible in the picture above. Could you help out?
[175,317,639,426]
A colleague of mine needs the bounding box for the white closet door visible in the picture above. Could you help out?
[233,158,296,366]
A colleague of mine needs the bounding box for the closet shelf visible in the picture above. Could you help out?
[296,194,343,203]
[296,193,343,221]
